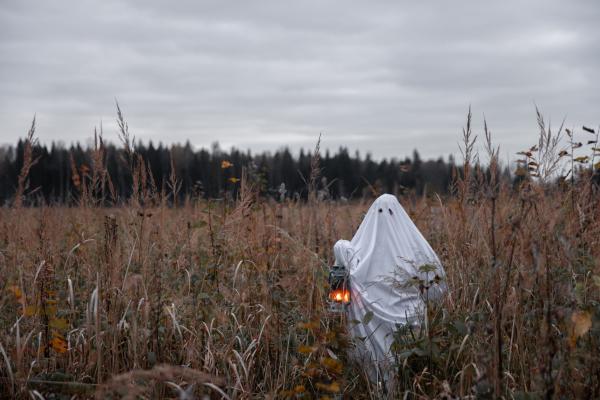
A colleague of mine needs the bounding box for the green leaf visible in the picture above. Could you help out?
[398,350,415,360]
[418,263,438,273]
[192,220,207,229]
[362,311,374,325]
[49,318,69,330]
[413,347,427,357]
[450,320,467,335]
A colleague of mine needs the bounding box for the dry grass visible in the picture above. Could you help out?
[1,112,600,399]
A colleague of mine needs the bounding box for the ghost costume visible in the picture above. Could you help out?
[333,194,447,384]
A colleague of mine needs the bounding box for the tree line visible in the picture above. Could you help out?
[0,136,468,206]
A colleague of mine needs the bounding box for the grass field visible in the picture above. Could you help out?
[1,114,600,399]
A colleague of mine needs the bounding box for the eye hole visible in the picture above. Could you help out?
[389,209,394,215]
[378,208,383,213]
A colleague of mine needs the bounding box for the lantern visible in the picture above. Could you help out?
[328,264,350,313]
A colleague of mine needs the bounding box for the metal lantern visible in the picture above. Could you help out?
[328,264,350,313]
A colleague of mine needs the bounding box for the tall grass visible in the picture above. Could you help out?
[0,109,599,399]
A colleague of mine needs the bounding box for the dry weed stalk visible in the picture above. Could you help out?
[14,116,40,208]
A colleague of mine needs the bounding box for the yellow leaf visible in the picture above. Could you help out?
[7,285,23,301]
[570,310,592,347]
[325,331,336,341]
[572,310,592,337]
[302,367,319,378]
[50,336,68,354]
[24,305,38,317]
[322,357,343,374]
[221,160,233,169]
[298,321,319,331]
[52,331,65,339]
[228,177,240,183]
[315,381,340,393]
[294,385,306,394]
[298,345,317,354]
[44,305,58,316]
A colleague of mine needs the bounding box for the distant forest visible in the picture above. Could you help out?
[0,138,496,205]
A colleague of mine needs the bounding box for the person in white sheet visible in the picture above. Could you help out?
[333,193,447,385]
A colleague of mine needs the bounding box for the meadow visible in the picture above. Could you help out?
[1,112,599,399]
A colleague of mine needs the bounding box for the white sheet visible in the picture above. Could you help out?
[333,194,447,383]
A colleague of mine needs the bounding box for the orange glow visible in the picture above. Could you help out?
[329,289,350,304]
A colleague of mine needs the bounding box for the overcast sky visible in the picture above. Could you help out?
[1,1,598,160]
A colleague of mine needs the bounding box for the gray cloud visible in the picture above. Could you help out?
[1,0,599,159]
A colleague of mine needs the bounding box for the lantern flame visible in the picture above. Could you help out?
[329,289,350,304]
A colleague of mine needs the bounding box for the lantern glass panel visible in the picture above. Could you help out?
[328,264,350,312]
